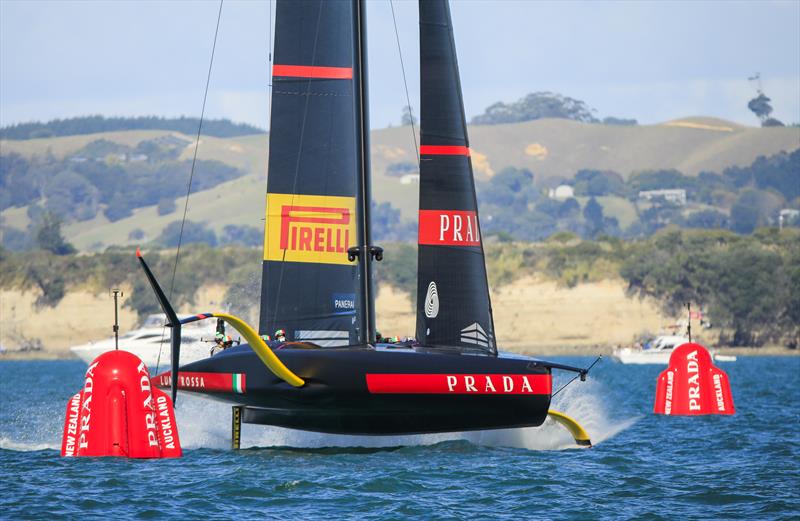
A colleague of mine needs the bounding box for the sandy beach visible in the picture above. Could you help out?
[1,277,796,359]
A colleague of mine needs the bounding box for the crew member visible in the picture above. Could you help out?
[211,332,226,356]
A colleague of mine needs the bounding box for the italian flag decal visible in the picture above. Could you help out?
[232,373,244,394]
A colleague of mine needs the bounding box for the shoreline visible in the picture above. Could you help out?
[2,344,797,362]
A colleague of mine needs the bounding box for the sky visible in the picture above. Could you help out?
[1,0,799,130]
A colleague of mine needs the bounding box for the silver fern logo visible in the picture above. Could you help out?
[424,281,439,318]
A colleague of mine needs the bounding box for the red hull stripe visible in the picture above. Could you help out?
[273,64,353,79]
[366,374,551,395]
[419,145,471,156]
[152,371,246,394]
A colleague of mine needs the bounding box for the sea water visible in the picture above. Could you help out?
[1,357,798,519]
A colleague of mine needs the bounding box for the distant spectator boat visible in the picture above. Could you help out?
[612,335,736,364]
[70,314,215,369]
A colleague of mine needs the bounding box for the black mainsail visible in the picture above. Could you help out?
[260,0,374,346]
[415,0,497,355]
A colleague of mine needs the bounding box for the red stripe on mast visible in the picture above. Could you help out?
[419,145,471,156]
[272,64,353,79]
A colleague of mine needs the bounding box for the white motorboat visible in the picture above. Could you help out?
[612,335,736,364]
[70,314,218,369]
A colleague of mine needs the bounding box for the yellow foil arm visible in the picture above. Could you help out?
[548,410,592,447]
[214,312,305,388]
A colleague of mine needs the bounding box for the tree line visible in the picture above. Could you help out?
[476,148,798,241]
[2,227,796,347]
[0,115,264,140]
[470,92,637,126]
[0,137,246,251]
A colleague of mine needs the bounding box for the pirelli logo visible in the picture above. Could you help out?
[265,193,356,265]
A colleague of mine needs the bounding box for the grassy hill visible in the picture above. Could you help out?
[1,118,798,250]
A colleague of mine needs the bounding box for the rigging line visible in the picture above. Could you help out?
[155,0,224,375]
[551,356,602,398]
[260,0,273,331]
[389,0,419,167]
[267,0,274,124]
[551,374,580,399]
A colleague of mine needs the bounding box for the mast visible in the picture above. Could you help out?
[352,0,376,344]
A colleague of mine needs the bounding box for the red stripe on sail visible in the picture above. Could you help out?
[419,145,470,156]
[272,64,353,79]
[419,209,480,246]
[366,374,551,395]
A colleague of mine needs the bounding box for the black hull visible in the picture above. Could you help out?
[162,345,552,435]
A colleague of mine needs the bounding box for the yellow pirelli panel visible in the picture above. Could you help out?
[264,193,357,266]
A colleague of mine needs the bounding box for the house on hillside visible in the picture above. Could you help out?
[548,184,574,200]
[638,189,687,206]
[779,209,800,228]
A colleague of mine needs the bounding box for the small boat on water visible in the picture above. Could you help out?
[70,314,215,368]
[612,335,737,364]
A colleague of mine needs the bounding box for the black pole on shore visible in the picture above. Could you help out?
[112,289,123,350]
[687,302,692,344]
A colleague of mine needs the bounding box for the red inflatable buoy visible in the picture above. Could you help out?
[654,343,735,416]
[61,350,182,458]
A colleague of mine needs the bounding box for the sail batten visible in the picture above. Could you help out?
[415,0,497,356]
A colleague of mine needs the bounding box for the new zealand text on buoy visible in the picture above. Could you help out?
[60,350,182,458]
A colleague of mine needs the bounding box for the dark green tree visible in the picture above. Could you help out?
[627,169,691,194]
[472,92,598,125]
[35,212,76,255]
[687,210,728,229]
[156,220,217,247]
[558,197,581,218]
[574,169,625,197]
[400,105,417,126]
[583,197,604,237]
[747,93,773,123]
[731,190,772,234]
[220,224,262,247]
[709,243,788,345]
[43,170,99,221]
[157,197,176,216]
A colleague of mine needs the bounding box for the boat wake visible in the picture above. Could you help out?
[0,436,59,452]
[0,380,636,454]
[175,378,638,452]
[0,403,63,452]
